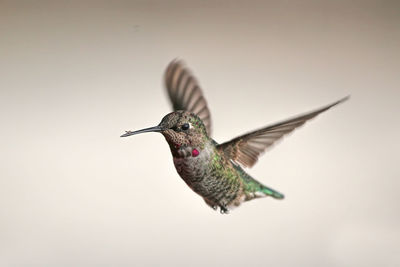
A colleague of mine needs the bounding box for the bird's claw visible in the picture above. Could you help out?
[219,205,229,214]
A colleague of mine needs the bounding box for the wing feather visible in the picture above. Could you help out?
[165,60,212,135]
[217,97,349,168]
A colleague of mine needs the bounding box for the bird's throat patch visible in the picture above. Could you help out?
[192,148,200,157]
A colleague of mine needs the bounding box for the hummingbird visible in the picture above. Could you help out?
[121,60,348,213]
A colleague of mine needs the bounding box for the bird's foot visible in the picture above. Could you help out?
[219,205,229,214]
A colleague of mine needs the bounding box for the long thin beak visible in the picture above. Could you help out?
[120,126,162,137]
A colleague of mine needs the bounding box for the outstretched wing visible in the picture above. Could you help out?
[165,60,212,136]
[217,97,349,168]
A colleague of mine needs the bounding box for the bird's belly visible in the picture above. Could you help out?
[173,151,242,209]
[174,156,220,204]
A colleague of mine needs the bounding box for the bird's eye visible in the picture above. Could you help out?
[181,123,190,131]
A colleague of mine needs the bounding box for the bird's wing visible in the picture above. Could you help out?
[217,97,349,168]
[165,60,212,136]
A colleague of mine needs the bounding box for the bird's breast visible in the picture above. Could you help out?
[173,146,213,185]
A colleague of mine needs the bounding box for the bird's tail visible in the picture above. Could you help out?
[242,174,284,200]
[259,184,284,199]
[235,164,284,200]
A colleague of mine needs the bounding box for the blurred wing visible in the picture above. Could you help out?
[217,97,349,168]
[165,60,212,136]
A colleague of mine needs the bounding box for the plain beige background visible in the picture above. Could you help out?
[1,0,399,266]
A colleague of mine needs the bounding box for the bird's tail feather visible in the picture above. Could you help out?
[236,165,284,200]
[259,185,284,199]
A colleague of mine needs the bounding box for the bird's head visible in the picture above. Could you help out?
[121,111,210,157]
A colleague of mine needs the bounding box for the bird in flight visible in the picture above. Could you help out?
[121,60,348,213]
